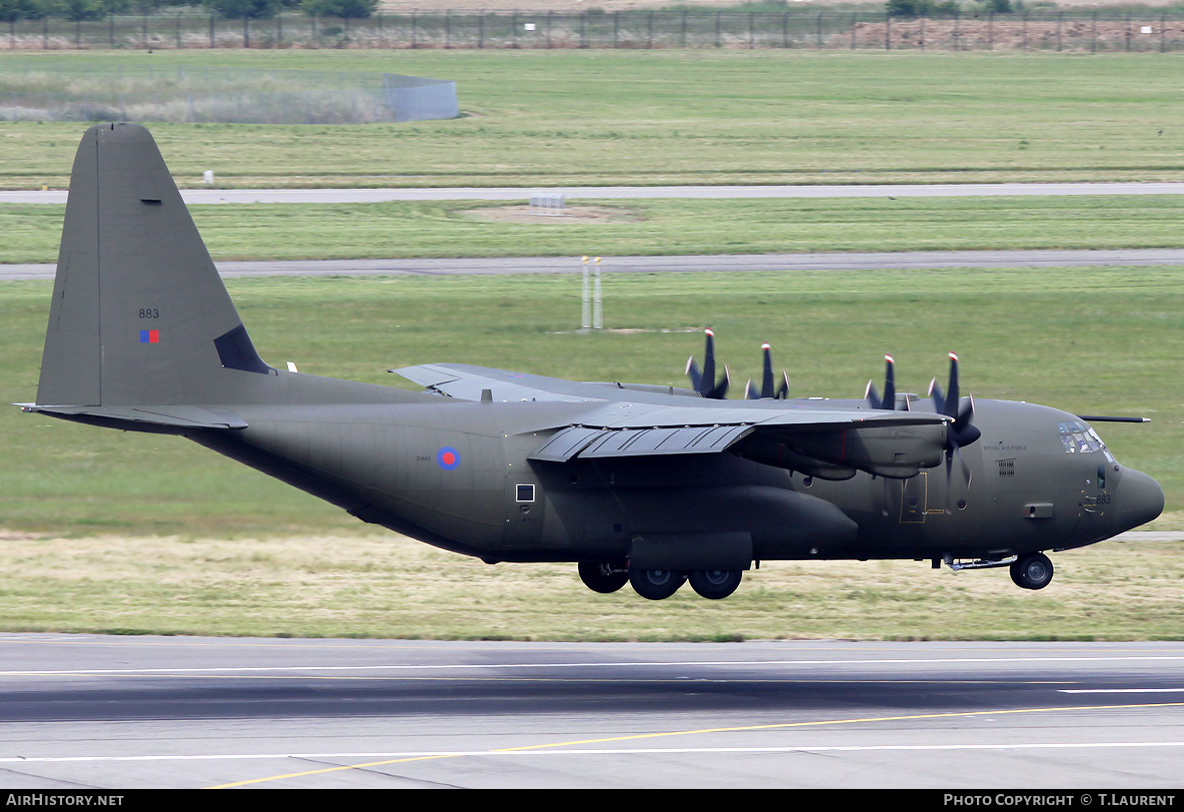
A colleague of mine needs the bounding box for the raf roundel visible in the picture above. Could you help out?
[437,446,461,471]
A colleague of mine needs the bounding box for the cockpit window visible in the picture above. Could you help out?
[1058,421,1112,460]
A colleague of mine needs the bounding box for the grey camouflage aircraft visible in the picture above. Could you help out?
[21,124,1165,601]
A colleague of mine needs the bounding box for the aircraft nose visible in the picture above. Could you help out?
[1116,467,1164,532]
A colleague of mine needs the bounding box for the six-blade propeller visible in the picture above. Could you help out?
[685,334,981,487]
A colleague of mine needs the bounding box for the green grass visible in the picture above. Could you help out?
[2,50,1184,188]
[1,533,1181,640]
[9,195,1184,262]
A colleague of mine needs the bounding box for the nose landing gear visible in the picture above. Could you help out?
[1010,552,1054,590]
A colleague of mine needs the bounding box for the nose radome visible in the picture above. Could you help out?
[1116,468,1165,532]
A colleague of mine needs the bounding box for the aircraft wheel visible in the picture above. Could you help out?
[688,569,743,600]
[578,561,629,594]
[1010,552,1054,590]
[629,568,685,600]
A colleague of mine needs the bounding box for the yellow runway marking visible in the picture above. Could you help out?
[208,701,1184,788]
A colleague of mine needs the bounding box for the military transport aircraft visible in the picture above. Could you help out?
[20,124,1165,601]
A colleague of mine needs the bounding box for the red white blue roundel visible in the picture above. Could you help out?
[437,446,461,470]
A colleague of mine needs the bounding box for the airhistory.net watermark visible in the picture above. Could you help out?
[6,797,123,807]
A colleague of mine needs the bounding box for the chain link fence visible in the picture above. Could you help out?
[2,9,1184,52]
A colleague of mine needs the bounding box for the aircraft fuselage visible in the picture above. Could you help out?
[195,391,1161,568]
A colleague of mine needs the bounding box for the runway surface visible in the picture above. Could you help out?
[7,182,1184,205]
[7,248,1184,282]
[1,636,1183,789]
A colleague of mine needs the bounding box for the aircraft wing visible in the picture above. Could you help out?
[396,363,951,479]
[392,363,665,403]
[528,401,951,480]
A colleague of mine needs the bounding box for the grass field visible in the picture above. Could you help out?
[9,195,1184,262]
[2,533,1180,640]
[2,50,1184,188]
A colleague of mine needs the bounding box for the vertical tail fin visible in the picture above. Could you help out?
[35,123,271,409]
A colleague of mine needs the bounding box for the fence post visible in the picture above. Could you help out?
[648,11,653,49]
[142,10,147,49]
[952,10,959,51]
[243,15,249,49]
[1161,12,1167,52]
[277,11,282,48]
[579,11,584,49]
[884,11,889,51]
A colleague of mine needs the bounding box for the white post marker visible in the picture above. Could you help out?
[593,257,603,330]
[581,255,590,332]
[203,170,214,186]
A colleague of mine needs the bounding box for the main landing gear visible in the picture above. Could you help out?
[578,562,744,600]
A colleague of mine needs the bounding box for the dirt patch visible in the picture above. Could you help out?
[843,17,1178,50]
[377,0,791,12]
[378,0,1182,10]
[465,205,642,224]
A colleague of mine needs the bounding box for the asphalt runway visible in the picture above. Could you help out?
[7,249,1184,282]
[2,636,1183,789]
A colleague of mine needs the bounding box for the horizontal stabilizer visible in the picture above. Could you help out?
[18,403,246,431]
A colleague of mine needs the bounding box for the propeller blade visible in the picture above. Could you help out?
[931,353,980,497]
[867,354,896,410]
[701,329,716,397]
[944,352,960,417]
[760,343,775,399]
[929,377,945,417]
[865,381,882,410]
[685,357,702,392]
[882,354,896,411]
